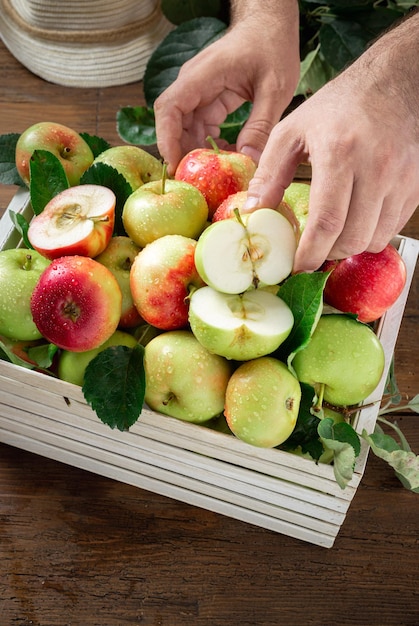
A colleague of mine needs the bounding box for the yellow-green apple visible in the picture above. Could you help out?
[15,121,94,187]
[28,184,116,260]
[95,236,143,328]
[93,145,163,191]
[292,314,385,407]
[58,329,138,386]
[189,286,294,361]
[144,329,233,423]
[0,248,50,340]
[174,138,256,218]
[122,175,208,248]
[30,255,122,352]
[194,208,297,294]
[130,234,205,330]
[224,356,301,447]
[281,182,310,234]
[321,244,407,323]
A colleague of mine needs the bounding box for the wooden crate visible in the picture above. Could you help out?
[1,189,418,548]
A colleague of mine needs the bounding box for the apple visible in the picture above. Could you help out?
[188,286,294,361]
[321,244,407,323]
[28,184,116,260]
[93,145,163,191]
[0,248,51,341]
[122,175,208,248]
[292,314,385,407]
[30,255,122,352]
[58,329,138,386]
[95,236,143,328]
[194,208,297,294]
[282,182,310,233]
[144,329,233,423]
[130,234,205,330]
[224,356,301,447]
[212,190,248,222]
[15,121,94,187]
[175,137,257,218]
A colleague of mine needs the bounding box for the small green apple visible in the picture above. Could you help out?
[122,176,208,248]
[292,314,385,407]
[224,356,301,447]
[194,208,297,294]
[282,182,310,233]
[58,329,138,386]
[0,248,51,340]
[144,330,233,423]
[93,145,163,191]
[189,286,294,361]
[15,121,94,187]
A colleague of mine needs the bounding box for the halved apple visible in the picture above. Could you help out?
[194,208,297,294]
[188,286,294,361]
[28,184,116,260]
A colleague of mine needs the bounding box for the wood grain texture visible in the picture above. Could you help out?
[0,41,418,626]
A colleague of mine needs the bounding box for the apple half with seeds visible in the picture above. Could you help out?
[194,208,297,294]
[189,286,294,361]
[28,184,116,260]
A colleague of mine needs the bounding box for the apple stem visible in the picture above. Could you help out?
[206,136,220,153]
[22,253,33,271]
[161,163,168,195]
[313,383,325,413]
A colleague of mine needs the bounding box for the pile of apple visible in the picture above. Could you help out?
[0,121,408,454]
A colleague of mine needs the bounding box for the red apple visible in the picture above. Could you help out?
[130,234,205,330]
[95,236,143,328]
[15,121,94,187]
[174,138,256,218]
[321,244,407,323]
[28,185,116,260]
[30,255,122,352]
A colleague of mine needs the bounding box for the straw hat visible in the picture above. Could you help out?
[0,0,173,87]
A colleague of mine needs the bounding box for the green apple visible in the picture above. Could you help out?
[122,176,208,248]
[282,182,310,233]
[93,145,163,191]
[188,286,294,361]
[0,248,50,340]
[15,121,94,187]
[58,329,138,386]
[224,356,301,447]
[144,329,233,423]
[194,208,297,294]
[292,314,385,407]
[95,235,143,328]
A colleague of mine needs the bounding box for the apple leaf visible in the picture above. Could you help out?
[0,338,35,370]
[280,382,323,460]
[8,210,33,249]
[116,106,157,146]
[29,149,69,215]
[143,17,227,106]
[295,46,337,98]
[0,133,25,186]
[27,343,58,369]
[275,271,330,364]
[80,162,133,236]
[362,424,419,493]
[318,418,361,489]
[82,344,146,431]
[79,132,111,159]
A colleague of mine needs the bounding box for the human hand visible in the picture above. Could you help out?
[244,15,419,273]
[154,4,300,176]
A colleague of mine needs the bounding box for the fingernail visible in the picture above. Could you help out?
[243,195,259,211]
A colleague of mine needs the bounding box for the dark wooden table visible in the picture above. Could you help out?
[0,41,418,626]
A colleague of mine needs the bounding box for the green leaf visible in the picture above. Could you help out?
[295,46,337,97]
[8,210,33,249]
[318,418,361,489]
[29,149,69,215]
[219,102,253,145]
[319,20,370,71]
[116,106,157,146]
[144,17,227,106]
[83,344,146,431]
[27,343,58,369]
[0,337,35,369]
[79,132,111,158]
[161,0,223,25]
[280,382,323,460]
[362,428,419,493]
[80,162,133,236]
[275,271,330,363]
[0,133,25,186]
